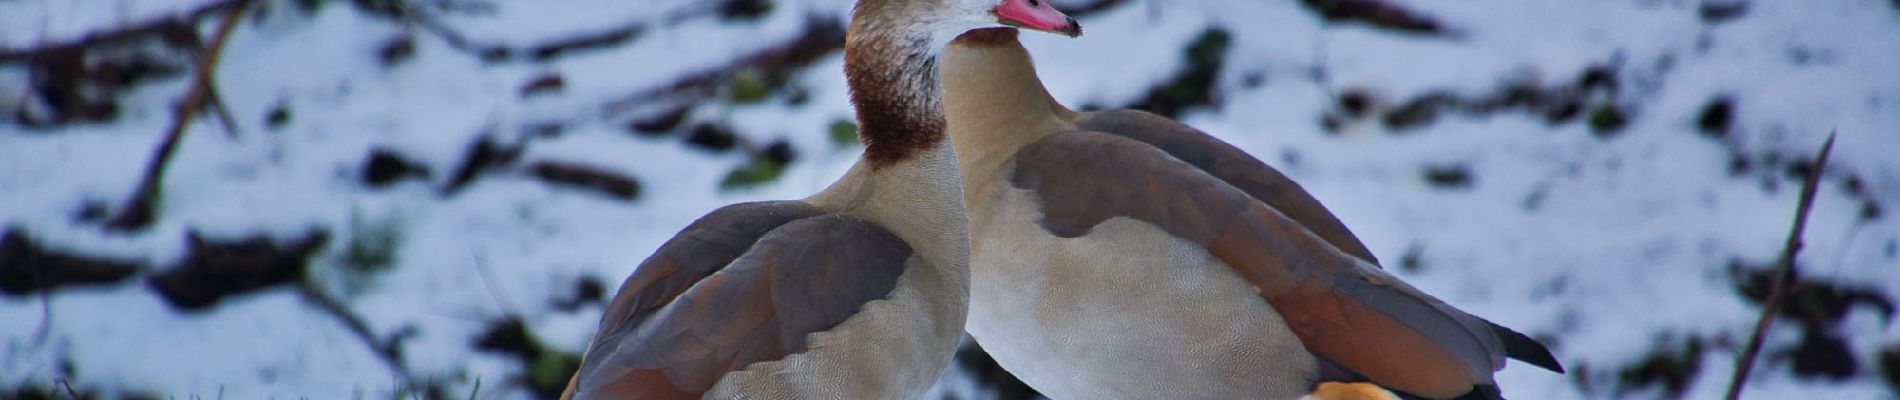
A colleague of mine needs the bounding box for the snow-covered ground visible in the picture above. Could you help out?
[1,0,1895,398]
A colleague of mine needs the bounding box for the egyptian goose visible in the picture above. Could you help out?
[942,27,1565,400]
[557,1,1080,398]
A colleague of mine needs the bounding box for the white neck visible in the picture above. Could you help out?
[941,33,1074,179]
[807,141,971,276]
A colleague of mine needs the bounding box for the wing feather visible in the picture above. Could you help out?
[1012,131,1504,398]
[1075,109,1379,264]
[1079,110,1564,376]
[568,206,913,399]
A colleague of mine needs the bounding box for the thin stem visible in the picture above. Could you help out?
[105,0,253,230]
[1723,131,1837,400]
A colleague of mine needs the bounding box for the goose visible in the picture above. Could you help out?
[557,0,1081,398]
[942,27,1565,400]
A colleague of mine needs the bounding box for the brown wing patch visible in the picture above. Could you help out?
[1074,109,1379,265]
[593,201,826,341]
[568,208,914,399]
[1011,131,1501,398]
[1274,279,1480,398]
[1076,111,1567,377]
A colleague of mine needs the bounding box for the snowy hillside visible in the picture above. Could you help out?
[1,0,1896,398]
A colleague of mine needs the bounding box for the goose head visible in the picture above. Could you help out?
[843,0,1082,167]
[854,0,1081,45]
[991,0,1081,37]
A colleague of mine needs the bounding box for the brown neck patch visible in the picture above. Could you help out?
[844,17,947,168]
[950,28,1019,48]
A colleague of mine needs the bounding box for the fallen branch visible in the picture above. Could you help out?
[1722,131,1837,400]
[299,280,411,382]
[0,0,243,61]
[59,378,80,399]
[104,0,251,231]
[599,17,844,118]
[205,83,242,139]
[398,0,725,63]
[1298,0,1448,35]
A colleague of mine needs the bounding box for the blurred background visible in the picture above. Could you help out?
[1,0,1896,398]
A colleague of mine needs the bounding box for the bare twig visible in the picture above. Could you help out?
[32,284,52,346]
[58,378,79,399]
[181,23,244,139]
[0,0,245,61]
[397,0,724,63]
[470,250,519,317]
[104,0,252,231]
[1298,0,1448,35]
[1723,131,1837,400]
[395,0,483,53]
[599,17,844,117]
[205,83,243,139]
[298,280,410,381]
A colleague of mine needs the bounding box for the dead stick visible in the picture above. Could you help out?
[104,0,251,230]
[206,83,243,139]
[0,0,244,61]
[298,280,409,380]
[59,378,79,399]
[397,0,721,62]
[1722,131,1837,400]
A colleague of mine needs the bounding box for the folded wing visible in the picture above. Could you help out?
[1075,111,1565,375]
[1075,109,1379,264]
[570,202,914,399]
[1011,131,1512,399]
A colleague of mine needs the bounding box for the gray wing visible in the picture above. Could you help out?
[1076,110,1564,375]
[1075,109,1379,264]
[1012,130,1509,399]
[566,205,914,399]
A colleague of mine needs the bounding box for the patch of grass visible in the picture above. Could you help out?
[474,317,583,398]
[728,68,771,104]
[1880,345,1900,396]
[1381,93,1452,132]
[332,207,403,294]
[350,0,405,19]
[293,0,326,14]
[721,157,787,190]
[1616,334,1706,398]
[1777,328,1858,380]
[1588,104,1629,137]
[342,208,402,273]
[828,119,859,147]
[530,351,581,392]
[719,0,774,20]
[264,102,292,130]
[1133,28,1230,118]
[1422,164,1472,189]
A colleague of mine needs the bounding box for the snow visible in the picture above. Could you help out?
[3,0,1898,398]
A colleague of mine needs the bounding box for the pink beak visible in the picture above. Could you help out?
[995,0,1081,37]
